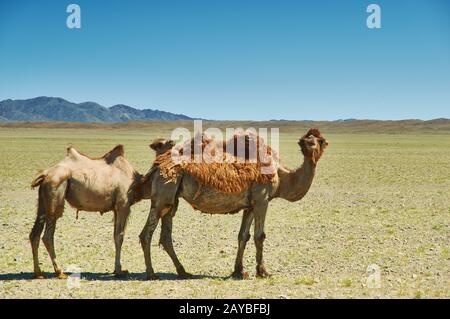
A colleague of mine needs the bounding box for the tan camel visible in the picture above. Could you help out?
[140,128,328,280]
[29,139,174,279]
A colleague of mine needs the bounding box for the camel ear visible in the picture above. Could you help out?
[149,141,162,152]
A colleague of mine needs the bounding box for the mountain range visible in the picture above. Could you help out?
[0,97,193,122]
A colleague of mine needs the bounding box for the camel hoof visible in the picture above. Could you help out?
[114,269,129,278]
[231,270,249,280]
[256,268,271,278]
[146,273,160,281]
[56,272,68,280]
[177,271,193,280]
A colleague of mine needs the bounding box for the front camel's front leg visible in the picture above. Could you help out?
[253,201,271,278]
[139,205,160,280]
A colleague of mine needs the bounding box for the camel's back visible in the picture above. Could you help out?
[68,147,133,183]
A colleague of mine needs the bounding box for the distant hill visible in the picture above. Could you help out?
[0,97,193,122]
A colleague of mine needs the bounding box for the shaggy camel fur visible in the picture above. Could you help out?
[153,131,279,193]
[30,139,174,279]
[140,128,328,280]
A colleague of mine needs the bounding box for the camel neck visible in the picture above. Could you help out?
[130,171,147,204]
[275,156,316,202]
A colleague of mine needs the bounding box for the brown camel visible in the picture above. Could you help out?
[140,128,328,280]
[29,139,174,279]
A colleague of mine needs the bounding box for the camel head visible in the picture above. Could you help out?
[150,138,175,155]
[298,128,328,163]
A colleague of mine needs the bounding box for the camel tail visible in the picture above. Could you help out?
[31,173,46,189]
[29,186,46,243]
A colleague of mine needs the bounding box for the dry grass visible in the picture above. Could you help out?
[0,125,449,298]
[1,118,449,134]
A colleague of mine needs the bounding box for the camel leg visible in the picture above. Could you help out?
[253,201,270,278]
[113,206,130,278]
[139,205,160,280]
[42,216,66,279]
[29,187,46,279]
[159,205,191,279]
[231,209,254,279]
[41,181,67,279]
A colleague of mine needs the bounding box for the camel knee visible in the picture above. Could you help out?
[30,232,41,247]
[139,231,147,245]
[238,232,251,243]
[42,232,52,247]
[30,211,46,243]
[42,225,57,247]
[254,232,266,245]
[140,209,160,247]
[139,229,152,246]
[114,230,125,242]
[29,223,44,243]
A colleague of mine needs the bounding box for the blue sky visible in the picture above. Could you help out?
[0,0,449,120]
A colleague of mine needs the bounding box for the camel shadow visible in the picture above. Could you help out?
[0,272,228,282]
[80,271,227,281]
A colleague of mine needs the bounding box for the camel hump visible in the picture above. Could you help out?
[67,146,82,159]
[66,145,124,164]
[102,144,125,164]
